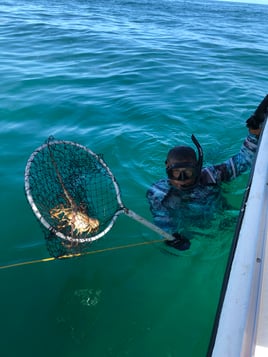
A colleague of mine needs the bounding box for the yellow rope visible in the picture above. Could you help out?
[0,239,163,270]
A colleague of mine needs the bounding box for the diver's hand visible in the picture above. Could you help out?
[246,94,268,130]
[165,232,191,251]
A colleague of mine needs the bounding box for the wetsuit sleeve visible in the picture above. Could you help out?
[205,133,259,183]
[146,182,178,234]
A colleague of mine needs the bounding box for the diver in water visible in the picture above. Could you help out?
[147,94,268,250]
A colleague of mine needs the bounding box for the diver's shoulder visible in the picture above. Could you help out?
[147,178,170,196]
[151,178,169,189]
[200,166,218,185]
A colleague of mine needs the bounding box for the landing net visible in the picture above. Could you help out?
[24,137,121,257]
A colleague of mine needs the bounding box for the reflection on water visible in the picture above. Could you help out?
[74,288,102,307]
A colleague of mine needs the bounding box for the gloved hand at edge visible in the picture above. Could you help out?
[246,94,268,130]
[165,232,191,251]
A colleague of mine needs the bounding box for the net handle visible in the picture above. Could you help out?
[122,208,174,241]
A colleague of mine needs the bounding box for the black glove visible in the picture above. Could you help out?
[165,232,191,251]
[246,94,268,130]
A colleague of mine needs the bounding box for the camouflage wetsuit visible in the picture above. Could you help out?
[146,133,258,235]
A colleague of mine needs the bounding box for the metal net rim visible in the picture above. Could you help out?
[24,139,123,243]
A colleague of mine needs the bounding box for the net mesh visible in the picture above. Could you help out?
[25,137,121,257]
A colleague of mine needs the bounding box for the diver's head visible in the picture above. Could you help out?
[165,135,203,190]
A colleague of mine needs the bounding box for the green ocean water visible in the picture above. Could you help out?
[1,0,268,356]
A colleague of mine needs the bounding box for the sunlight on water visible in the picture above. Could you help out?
[218,0,268,4]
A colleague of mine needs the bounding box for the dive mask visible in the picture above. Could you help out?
[166,134,203,185]
[166,162,198,181]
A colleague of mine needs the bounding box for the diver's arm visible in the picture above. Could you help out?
[146,183,177,233]
[208,95,268,183]
[211,131,258,183]
[146,184,191,250]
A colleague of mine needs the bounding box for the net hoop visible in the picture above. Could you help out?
[25,140,124,243]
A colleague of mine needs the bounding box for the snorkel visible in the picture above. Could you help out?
[191,134,203,180]
[166,134,203,190]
